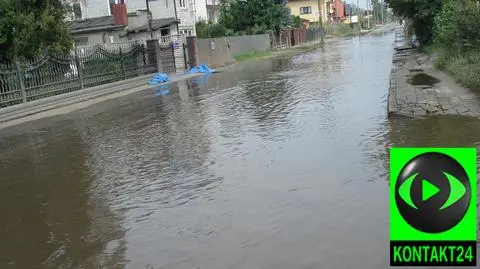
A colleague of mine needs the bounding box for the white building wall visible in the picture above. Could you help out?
[195,0,208,22]
[82,0,111,18]
[126,0,176,19]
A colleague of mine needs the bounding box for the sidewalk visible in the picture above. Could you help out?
[0,72,203,130]
[0,37,342,130]
[387,25,480,118]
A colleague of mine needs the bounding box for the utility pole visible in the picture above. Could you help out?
[356,0,360,31]
[367,0,370,29]
[381,0,384,24]
[317,0,325,43]
[145,0,154,39]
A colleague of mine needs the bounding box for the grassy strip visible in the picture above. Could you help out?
[234,50,273,62]
[233,46,316,62]
[426,46,480,91]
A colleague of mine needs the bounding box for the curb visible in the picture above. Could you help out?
[0,73,202,125]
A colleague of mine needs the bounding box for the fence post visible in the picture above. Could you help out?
[119,47,126,80]
[146,39,162,73]
[74,49,85,89]
[183,43,188,70]
[186,36,197,69]
[171,42,176,73]
[14,60,27,103]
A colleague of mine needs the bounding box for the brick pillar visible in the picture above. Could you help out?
[146,39,163,73]
[186,36,197,69]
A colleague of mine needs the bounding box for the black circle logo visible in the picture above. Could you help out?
[395,152,471,233]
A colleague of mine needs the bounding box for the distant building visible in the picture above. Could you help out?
[326,0,345,22]
[287,0,328,26]
[195,0,220,23]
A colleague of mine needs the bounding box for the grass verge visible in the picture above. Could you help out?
[233,50,273,62]
[426,46,480,91]
[233,45,317,62]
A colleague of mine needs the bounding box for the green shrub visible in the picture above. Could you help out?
[196,21,228,38]
[334,23,355,37]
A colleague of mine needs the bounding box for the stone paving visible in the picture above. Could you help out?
[388,26,480,118]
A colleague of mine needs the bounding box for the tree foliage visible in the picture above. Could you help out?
[0,0,73,61]
[219,0,291,35]
[291,15,302,28]
[196,21,232,38]
[371,0,392,25]
[385,0,443,45]
[434,0,480,53]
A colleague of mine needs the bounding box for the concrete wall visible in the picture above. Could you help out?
[195,34,271,66]
[73,30,123,46]
[126,25,178,40]
[196,38,233,67]
[226,34,271,56]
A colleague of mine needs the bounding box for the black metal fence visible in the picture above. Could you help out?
[0,40,176,108]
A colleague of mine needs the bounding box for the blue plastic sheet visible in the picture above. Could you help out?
[185,64,216,74]
[148,73,169,85]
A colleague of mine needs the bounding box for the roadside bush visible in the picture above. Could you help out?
[432,0,480,90]
[196,21,228,38]
[434,0,480,54]
[334,23,355,37]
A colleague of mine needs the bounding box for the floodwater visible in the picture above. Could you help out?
[0,31,479,269]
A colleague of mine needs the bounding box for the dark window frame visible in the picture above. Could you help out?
[299,6,312,15]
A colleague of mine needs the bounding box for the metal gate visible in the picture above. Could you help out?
[158,43,176,74]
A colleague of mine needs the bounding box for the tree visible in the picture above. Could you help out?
[0,0,73,61]
[219,0,291,35]
[434,0,480,53]
[291,15,302,28]
[385,0,443,45]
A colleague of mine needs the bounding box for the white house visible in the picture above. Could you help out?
[65,0,197,38]
[194,0,220,23]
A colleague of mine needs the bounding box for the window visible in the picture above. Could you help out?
[74,37,88,46]
[161,28,170,36]
[208,10,215,22]
[179,29,192,36]
[109,0,116,15]
[299,6,312,15]
[179,0,186,8]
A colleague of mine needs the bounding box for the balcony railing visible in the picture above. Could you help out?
[153,34,186,44]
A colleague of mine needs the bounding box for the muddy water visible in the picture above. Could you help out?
[0,31,478,269]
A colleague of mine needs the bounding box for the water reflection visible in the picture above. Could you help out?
[0,126,125,269]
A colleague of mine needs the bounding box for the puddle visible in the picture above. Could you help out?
[407,73,440,86]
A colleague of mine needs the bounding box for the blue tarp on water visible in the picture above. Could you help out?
[185,64,217,74]
[148,73,169,85]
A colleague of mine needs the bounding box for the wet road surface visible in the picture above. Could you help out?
[0,31,478,269]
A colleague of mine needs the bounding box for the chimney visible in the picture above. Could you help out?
[113,1,128,25]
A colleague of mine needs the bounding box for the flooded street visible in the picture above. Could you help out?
[0,31,479,269]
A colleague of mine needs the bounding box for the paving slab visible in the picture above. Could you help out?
[387,26,480,118]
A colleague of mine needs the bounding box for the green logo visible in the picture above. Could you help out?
[390,148,477,267]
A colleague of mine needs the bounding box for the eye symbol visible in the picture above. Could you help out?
[398,172,466,210]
